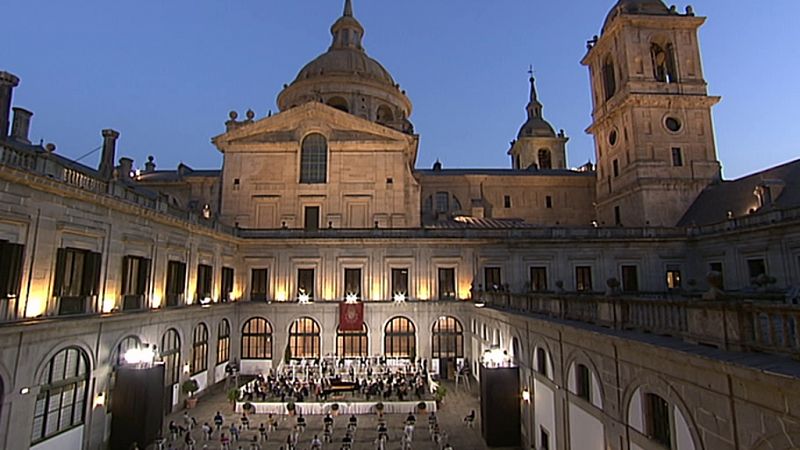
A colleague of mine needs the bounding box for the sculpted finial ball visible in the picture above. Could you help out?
[229,111,238,120]
[246,109,255,120]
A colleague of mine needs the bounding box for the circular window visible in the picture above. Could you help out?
[608,129,618,146]
[665,117,682,132]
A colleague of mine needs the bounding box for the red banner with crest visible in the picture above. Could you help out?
[339,302,364,331]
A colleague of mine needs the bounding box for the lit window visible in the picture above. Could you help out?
[191,323,209,375]
[31,347,89,443]
[241,317,272,359]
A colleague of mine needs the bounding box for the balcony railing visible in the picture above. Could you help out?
[481,292,800,358]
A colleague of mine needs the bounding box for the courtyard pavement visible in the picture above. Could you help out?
[151,379,517,450]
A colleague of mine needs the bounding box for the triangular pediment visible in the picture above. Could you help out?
[212,102,415,149]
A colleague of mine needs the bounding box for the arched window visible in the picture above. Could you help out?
[337,323,369,358]
[241,317,273,360]
[114,335,142,367]
[161,329,181,390]
[534,346,551,379]
[538,149,552,169]
[644,393,672,447]
[602,55,617,101]
[300,134,328,184]
[384,316,416,359]
[511,337,521,364]
[327,97,349,113]
[431,316,464,358]
[217,319,231,365]
[376,105,394,123]
[651,43,678,83]
[32,347,89,443]
[289,317,321,359]
[191,323,209,375]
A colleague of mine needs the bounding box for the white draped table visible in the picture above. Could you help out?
[235,400,437,415]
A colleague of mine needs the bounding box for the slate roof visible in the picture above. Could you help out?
[678,159,800,227]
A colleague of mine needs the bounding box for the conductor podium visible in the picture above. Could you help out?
[479,362,521,447]
[110,365,165,450]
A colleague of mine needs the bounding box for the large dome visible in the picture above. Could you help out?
[603,0,671,32]
[276,0,412,132]
[293,49,396,87]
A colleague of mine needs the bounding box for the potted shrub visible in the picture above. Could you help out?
[330,403,340,416]
[416,401,427,414]
[434,386,447,408]
[227,388,240,412]
[182,379,200,409]
[243,401,254,416]
[374,402,385,417]
[286,401,296,416]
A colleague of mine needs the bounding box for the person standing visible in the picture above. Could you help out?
[214,411,224,431]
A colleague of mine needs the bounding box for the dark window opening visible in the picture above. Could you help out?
[645,393,672,447]
[613,159,620,177]
[0,241,24,314]
[530,267,548,292]
[121,255,151,310]
[304,206,320,231]
[621,265,639,292]
[538,149,552,169]
[651,43,678,83]
[53,247,102,315]
[220,267,234,302]
[671,147,683,167]
[485,267,502,292]
[576,364,591,402]
[576,266,592,292]
[250,268,269,302]
[165,261,186,307]
[344,268,362,299]
[438,268,456,300]
[747,259,767,281]
[602,56,617,101]
[196,264,213,301]
[297,268,315,300]
[504,195,512,209]
[545,196,553,209]
[391,268,409,297]
[709,262,724,290]
[614,206,622,226]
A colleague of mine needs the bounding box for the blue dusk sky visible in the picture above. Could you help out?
[2,0,798,179]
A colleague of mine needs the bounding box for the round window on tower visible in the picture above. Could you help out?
[608,129,618,146]
[665,117,683,133]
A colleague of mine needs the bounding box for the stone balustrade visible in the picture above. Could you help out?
[481,291,800,357]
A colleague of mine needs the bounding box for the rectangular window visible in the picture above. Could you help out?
[545,195,553,209]
[344,268,362,298]
[645,393,672,448]
[297,268,315,300]
[621,265,639,292]
[121,256,151,310]
[435,192,449,213]
[671,147,683,167]
[304,206,320,231]
[484,267,502,291]
[666,265,682,290]
[575,266,592,292]
[0,241,25,310]
[438,268,456,300]
[747,258,766,280]
[613,159,620,177]
[250,268,269,301]
[709,262,724,290]
[530,267,548,292]
[391,268,409,297]
[504,195,512,208]
[196,264,213,301]
[614,206,622,225]
[165,261,187,307]
[220,267,234,302]
[53,248,102,315]
[576,364,591,402]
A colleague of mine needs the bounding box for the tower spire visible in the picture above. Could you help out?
[526,67,543,119]
[344,0,353,17]
[330,0,364,50]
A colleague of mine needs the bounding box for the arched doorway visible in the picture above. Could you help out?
[160,329,180,414]
[432,316,464,379]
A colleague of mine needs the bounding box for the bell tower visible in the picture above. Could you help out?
[582,1,721,227]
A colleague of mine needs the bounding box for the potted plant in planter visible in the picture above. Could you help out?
[433,386,447,408]
[416,401,427,414]
[242,401,255,415]
[374,402,385,417]
[286,401,296,416]
[182,379,200,409]
[227,388,241,412]
[330,403,340,416]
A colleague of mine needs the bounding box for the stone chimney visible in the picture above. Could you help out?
[99,129,120,179]
[0,71,20,139]
[117,157,133,181]
[10,107,33,143]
